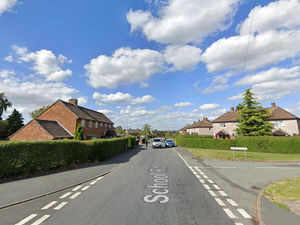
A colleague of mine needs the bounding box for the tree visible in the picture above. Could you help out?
[30,105,49,119]
[0,120,9,140]
[236,103,244,110]
[73,124,84,140]
[115,126,124,135]
[143,123,151,136]
[235,88,272,136]
[7,109,24,135]
[0,93,12,120]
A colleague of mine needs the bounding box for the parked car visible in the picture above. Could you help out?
[152,138,166,148]
[165,139,175,147]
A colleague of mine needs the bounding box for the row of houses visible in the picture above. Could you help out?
[180,103,300,138]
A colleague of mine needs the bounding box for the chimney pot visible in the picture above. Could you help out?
[230,107,234,112]
[69,98,78,106]
[272,102,276,108]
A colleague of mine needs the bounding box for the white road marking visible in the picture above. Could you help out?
[82,185,90,191]
[31,215,51,225]
[207,179,214,184]
[96,177,103,181]
[219,191,228,196]
[203,175,209,179]
[15,214,37,225]
[203,184,211,190]
[195,175,201,178]
[192,171,198,175]
[200,172,205,175]
[215,198,226,206]
[223,208,237,219]
[70,192,81,199]
[199,179,205,184]
[59,192,72,199]
[208,190,216,197]
[72,185,82,191]
[90,180,98,185]
[237,208,252,219]
[54,202,68,210]
[213,184,221,190]
[227,199,239,207]
[235,223,244,225]
[255,167,298,169]
[41,201,57,210]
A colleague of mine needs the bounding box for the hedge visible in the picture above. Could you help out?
[0,136,135,179]
[176,136,300,154]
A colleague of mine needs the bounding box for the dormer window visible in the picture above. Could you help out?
[81,119,85,127]
[89,121,93,128]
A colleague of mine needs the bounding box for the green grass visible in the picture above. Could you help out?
[263,177,300,211]
[186,148,300,162]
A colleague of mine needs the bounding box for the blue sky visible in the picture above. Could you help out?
[1,0,300,130]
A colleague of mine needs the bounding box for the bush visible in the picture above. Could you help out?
[0,136,134,179]
[127,135,136,149]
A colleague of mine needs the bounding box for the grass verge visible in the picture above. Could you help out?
[185,148,300,162]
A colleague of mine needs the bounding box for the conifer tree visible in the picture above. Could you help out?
[73,124,84,140]
[7,109,24,135]
[235,88,272,136]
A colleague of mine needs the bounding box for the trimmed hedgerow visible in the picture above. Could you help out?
[0,136,134,179]
[175,136,300,154]
[127,135,136,149]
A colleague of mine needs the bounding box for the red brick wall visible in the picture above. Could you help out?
[10,120,53,141]
[78,120,115,139]
[37,101,78,135]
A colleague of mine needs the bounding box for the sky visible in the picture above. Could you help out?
[1,0,300,131]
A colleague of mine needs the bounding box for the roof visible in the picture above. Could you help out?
[188,119,212,129]
[213,107,299,123]
[60,100,114,124]
[179,124,192,131]
[35,119,73,138]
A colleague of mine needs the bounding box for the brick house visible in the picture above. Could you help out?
[186,118,213,135]
[9,99,115,141]
[213,103,300,139]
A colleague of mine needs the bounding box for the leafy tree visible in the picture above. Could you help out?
[235,88,272,136]
[7,109,24,135]
[74,124,84,140]
[115,126,124,134]
[0,93,12,120]
[30,105,49,119]
[143,123,151,136]
[0,120,9,140]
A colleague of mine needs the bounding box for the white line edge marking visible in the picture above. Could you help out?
[70,192,81,199]
[223,208,237,219]
[41,201,57,210]
[207,179,214,183]
[235,223,244,225]
[82,185,90,191]
[237,208,252,219]
[255,167,298,169]
[72,185,82,191]
[96,177,103,181]
[227,199,239,206]
[54,202,68,210]
[208,190,216,196]
[215,198,225,206]
[199,179,205,184]
[203,184,210,190]
[15,214,37,225]
[195,175,201,178]
[219,190,228,196]
[203,175,209,179]
[31,215,51,225]
[90,180,98,185]
[213,184,221,190]
[59,192,72,199]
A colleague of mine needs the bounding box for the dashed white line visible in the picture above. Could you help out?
[237,208,252,219]
[90,180,98,185]
[195,175,201,178]
[255,167,298,169]
[59,192,72,199]
[82,185,90,191]
[15,214,37,225]
[207,179,214,184]
[208,190,217,197]
[213,184,221,190]
[200,172,205,175]
[203,184,211,190]
[199,179,205,184]
[235,223,244,225]
[218,191,228,196]
[31,215,51,225]
[227,199,239,207]
[96,177,103,181]
[72,185,82,191]
[54,202,68,210]
[203,175,209,179]
[223,208,237,219]
[192,171,198,175]
[215,198,226,206]
[41,201,57,210]
[70,192,81,199]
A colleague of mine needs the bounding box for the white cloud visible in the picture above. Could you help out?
[78,97,88,105]
[209,108,227,120]
[96,102,106,107]
[97,109,114,115]
[120,106,155,117]
[164,45,202,70]
[199,103,220,111]
[202,84,229,94]
[202,30,300,73]
[228,93,243,101]
[127,0,240,44]
[4,55,13,62]
[174,101,193,108]
[0,69,15,78]
[85,47,165,89]
[0,0,18,16]
[239,0,300,35]
[93,92,155,105]
[12,45,72,81]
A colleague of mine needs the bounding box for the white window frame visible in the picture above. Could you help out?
[105,123,107,128]
[109,124,111,128]
[95,122,98,128]
[81,119,85,127]
[89,121,93,128]
[275,120,285,127]
[101,122,103,127]
[221,122,226,128]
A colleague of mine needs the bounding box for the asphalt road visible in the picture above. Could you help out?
[0,146,251,225]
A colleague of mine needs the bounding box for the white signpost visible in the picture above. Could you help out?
[230,147,248,158]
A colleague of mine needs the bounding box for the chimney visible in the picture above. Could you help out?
[271,102,276,108]
[203,117,208,121]
[69,98,78,106]
[230,107,234,112]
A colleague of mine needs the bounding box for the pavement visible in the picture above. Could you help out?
[0,145,299,225]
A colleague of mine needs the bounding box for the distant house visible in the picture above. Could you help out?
[125,129,142,136]
[186,118,213,135]
[213,103,300,139]
[179,124,190,135]
[9,99,115,141]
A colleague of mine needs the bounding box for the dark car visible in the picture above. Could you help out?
[165,139,175,147]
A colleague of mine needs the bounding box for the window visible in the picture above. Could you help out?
[89,121,93,128]
[101,122,103,127]
[209,128,212,130]
[221,123,226,127]
[81,119,85,127]
[109,124,111,128]
[95,122,98,128]
[275,121,285,127]
[105,123,107,128]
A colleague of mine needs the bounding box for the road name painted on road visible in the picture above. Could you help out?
[143,166,169,204]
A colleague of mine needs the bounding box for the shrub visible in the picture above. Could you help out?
[127,135,136,149]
